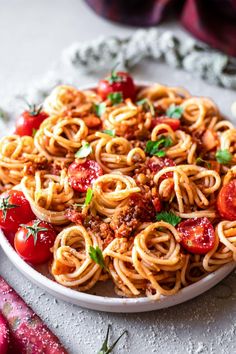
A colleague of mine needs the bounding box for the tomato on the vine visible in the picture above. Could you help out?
[15,103,48,137]
[98,71,136,100]
[177,217,216,255]
[68,160,103,192]
[14,219,56,264]
[0,190,35,234]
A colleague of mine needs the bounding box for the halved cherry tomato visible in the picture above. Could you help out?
[15,104,48,136]
[147,156,176,181]
[151,117,180,131]
[217,179,236,220]
[68,160,103,192]
[98,71,136,100]
[0,190,35,234]
[177,217,215,254]
[14,220,56,265]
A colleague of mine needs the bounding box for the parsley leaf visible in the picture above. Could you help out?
[98,324,127,354]
[216,149,232,164]
[85,188,93,206]
[89,246,107,270]
[136,98,155,116]
[75,142,92,158]
[102,129,116,137]
[32,128,38,137]
[195,157,211,169]
[166,104,184,119]
[94,103,106,117]
[107,92,123,105]
[145,136,172,157]
[156,211,181,227]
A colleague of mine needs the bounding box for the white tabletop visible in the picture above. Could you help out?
[1,1,236,353]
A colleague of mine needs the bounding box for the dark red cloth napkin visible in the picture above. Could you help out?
[85,0,236,57]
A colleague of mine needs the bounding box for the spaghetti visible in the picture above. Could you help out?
[1,79,236,299]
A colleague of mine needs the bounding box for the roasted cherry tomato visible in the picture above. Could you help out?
[15,104,48,137]
[0,190,35,234]
[217,179,236,221]
[177,217,215,255]
[14,219,56,264]
[98,71,136,100]
[151,117,180,131]
[147,156,175,181]
[68,160,103,192]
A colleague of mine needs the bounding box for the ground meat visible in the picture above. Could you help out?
[65,208,85,224]
[110,192,156,238]
[85,216,115,248]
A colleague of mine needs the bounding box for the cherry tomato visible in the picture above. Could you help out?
[68,160,103,192]
[15,104,48,137]
[151,117,180,131]
[177,217,215,255]
[98,71,136,100]
[14,220,56,264]
[147,156,175,181]
[0,190,35,234]
[217,179,236,221]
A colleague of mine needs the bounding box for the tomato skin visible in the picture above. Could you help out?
[0,190,35,234]
[147,156,175,181]
[151,117,180,131]
[152,196,162,212]
[177,217,215,255]
[14,220,56,265]
[98,72,136,100]
[15,110,48,137]
[68,160,103,192]
[217,179,236,221]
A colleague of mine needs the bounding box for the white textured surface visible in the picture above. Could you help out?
[1,1,236,353]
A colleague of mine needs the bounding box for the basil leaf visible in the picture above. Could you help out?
[156,211,181,227]
[216,149,232,164]
[166,104,184,119]
[107,92,123,105]
[75,142,92,158]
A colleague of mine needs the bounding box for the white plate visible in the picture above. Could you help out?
[0,230,235,312]
[1,81,235,312]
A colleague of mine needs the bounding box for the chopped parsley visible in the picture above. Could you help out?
[102,129,116,137]
[136,98,155,116]
[166,104,184,119]
[107,92,123,105]
[94,102,106,117]
[75,142,92,158]
[84,188,93,206]
[156,211,181,227]
[195,157,211,169]
[145,136,172,157]
[89,245,107,270]
[216,149,232,164]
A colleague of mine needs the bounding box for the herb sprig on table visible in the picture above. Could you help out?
[98,325,127,354]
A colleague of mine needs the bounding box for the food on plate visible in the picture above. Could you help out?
[0,190,35,233]
[14,219,57,265]
[15,103,48,137]
[0,276,67,353]
[0,70,236,299]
